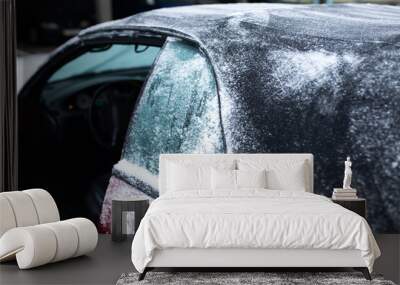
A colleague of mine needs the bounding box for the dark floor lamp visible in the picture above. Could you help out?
[0,0,18,192]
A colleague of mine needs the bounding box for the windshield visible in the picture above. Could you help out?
[114,39,224,195]
[48,44,160,83]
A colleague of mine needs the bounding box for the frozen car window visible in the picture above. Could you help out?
[117,39,224,190]
[48,44,160,82]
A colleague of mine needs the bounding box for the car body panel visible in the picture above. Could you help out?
[23,4,400,233]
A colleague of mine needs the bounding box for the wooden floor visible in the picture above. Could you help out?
[0,234,398,285]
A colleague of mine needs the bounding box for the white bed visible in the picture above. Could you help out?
[131,154,380,280]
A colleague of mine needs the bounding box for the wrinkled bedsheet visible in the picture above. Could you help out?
[131,190,380,272]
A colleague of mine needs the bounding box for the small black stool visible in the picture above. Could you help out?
[112,199,149,242]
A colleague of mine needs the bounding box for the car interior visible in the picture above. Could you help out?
[18,42,163,223]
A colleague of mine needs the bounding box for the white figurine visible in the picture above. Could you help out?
[343,156,352,189]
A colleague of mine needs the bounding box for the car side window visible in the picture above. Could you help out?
[38,43,161,151]
[120,39,224,182]
[48,44,160,83]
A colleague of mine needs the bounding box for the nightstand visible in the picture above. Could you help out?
[331,198,366,219]
[112,199,149,242]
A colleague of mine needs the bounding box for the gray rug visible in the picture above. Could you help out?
[116,272,396,285]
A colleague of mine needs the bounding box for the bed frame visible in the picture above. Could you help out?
[139,154,371,280]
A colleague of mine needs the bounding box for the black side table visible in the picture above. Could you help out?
[112,199,149,242]
[332,198,366,219]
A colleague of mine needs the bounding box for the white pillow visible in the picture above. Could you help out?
[166,159,236,193]
[211,168,236,190]
[236,169,267,189]
[238,159,307,191]
[211,169,267,190]
[167,163,211,191]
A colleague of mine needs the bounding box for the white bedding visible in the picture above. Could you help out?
[131,190,380,273]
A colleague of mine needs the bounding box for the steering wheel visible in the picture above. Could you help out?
[89,83,121,150]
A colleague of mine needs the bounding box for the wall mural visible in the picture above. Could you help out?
[93,4,400,234]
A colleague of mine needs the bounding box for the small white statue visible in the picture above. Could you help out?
[343,156,352,189]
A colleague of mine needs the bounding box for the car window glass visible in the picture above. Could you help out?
[48,44,160,83]
[120,39,224,184]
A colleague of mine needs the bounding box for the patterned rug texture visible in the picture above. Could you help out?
[116,272,396,285]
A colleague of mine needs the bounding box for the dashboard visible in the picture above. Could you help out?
[39,72,145,149]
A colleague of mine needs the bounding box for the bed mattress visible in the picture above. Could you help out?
[131,190,380,273]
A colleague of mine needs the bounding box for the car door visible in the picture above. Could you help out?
[18,31,165,222]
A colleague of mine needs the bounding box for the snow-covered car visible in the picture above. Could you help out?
[19,4,400,233]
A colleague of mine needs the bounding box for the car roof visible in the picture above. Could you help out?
[80,3,400,44]
[78,3,400,171]
[77,5,400,233]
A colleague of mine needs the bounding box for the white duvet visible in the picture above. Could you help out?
[131,190,380,273]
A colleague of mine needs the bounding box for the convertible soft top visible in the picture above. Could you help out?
[82,4,400,42]
[80,4,400,233]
